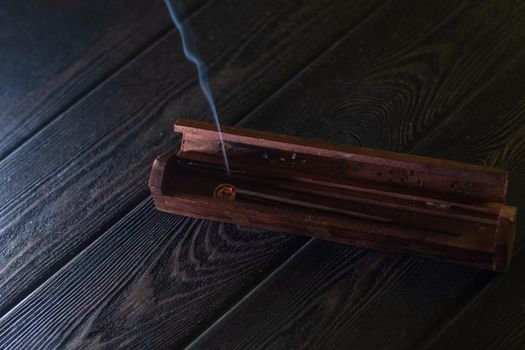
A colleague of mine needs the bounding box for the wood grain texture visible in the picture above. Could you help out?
[186,0,525,348]
[423,250,525,350]
[407,52,525,248]
[0,0,206,160]
[416,46,525,350]
[0,0,387,344]
[413,50,525,348]
[0,199,304,349]
[188,241,491,350]
[1,0,523,348]
[189,128,525,345]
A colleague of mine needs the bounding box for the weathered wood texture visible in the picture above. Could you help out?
[188,242,493,350]
[0,0,388,347]
[0,200,303,349]
[0,0,206,160]
[423,249,525,350]
[0,0,523,348]
[186,0,525,348]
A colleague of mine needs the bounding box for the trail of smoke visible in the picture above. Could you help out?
[164,0,230,176]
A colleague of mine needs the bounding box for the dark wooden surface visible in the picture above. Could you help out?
[0,0,523,349]
[0,0,206,160]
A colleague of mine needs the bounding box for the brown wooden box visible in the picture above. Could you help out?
[149,119,517,271]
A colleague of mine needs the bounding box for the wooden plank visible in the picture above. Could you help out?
[0,0,387,338]
[0,0,207,160]
[414,41,525,348]
[416,37,525,350]
[2,0,522,348]
[422,249,525,350]
[189,93,525,346]
[184,0,525,348]
[0,200,304,349]
[188,242,493,350]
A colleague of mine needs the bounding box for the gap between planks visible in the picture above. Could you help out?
[419,244,525,349]
[227,0,389,126]
[179,1,525,345]
[0,0,213,318]
[0,0,392,322]
[0,0,213,165]
[0,0,214,318]
[183,238,317,349]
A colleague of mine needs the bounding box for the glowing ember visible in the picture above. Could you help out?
[213,184,236,201]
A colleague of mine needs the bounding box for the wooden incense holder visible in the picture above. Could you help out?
[149,119,517,271]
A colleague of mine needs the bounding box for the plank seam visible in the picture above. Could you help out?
[0,0,392,320]
[0,0,213,165]
[0,192,150,322]
[229,0,393,126]
[179,2,525,346]
[182,10,525,345]
[182,238,317,350]
[0,0,216,319]
[406,46,525,154]
[419,244,524,350]
[3,0,501,344]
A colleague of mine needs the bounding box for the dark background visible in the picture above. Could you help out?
[0,0,524,348]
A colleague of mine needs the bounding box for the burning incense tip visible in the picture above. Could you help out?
[214,184,236,201]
